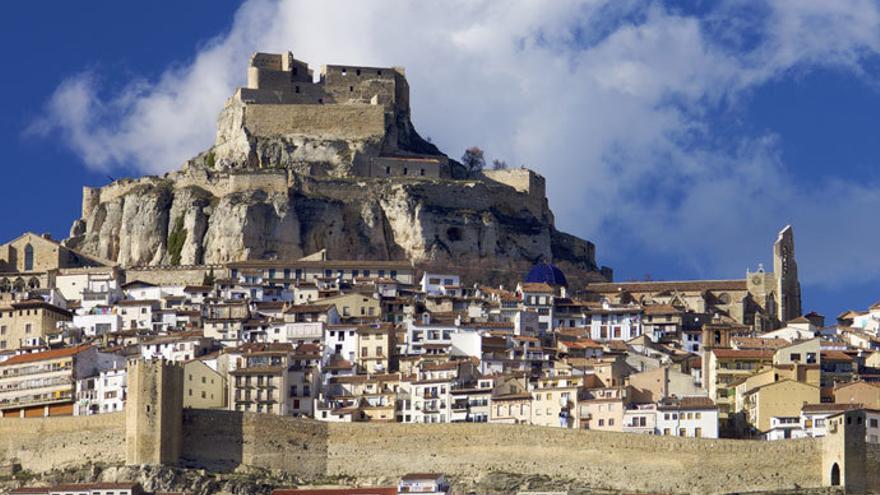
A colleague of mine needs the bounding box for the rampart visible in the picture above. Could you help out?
[0,410,836,494]
[125,265,223,286]
[0,413,125,472]
[244,104,387,140]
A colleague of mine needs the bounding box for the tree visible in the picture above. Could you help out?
[461,146,486,175]
[491,159,508,170]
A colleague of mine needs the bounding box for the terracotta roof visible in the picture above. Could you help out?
[0,345,92,366]
[731,337,789,351]
[802,403,864,413]
[657,396,717,410]
[711,349,774,359]
[520,282,554,293]
[643,304,681,315]
[283,303,333,314]
[822,350,855,362]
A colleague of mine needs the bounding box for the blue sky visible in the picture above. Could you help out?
[2,1,880,321]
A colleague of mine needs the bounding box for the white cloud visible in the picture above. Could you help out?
[31,0,880,288]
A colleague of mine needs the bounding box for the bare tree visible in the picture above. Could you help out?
[491,159,508,170]
[461,146,486,175]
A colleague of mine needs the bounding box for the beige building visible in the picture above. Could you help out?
[356,324,392,374]
[531,375,580,428]
[578,387,628,431]
[229,346,293,415]
[705,348,774,429]
[743,379,820,434]
[585,226,802,332]
[627,365,704,403]
[0,232,110,295]
[227,259,415,286]
[0,298,72,351]
[183,359,226,409]
[834,381,880,409]
[322,292,381,321]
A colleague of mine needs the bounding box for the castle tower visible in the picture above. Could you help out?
[773,225,802,324]
[125,358,184,466]
[822,409,867,493]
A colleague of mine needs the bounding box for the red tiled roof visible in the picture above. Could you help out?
[711,349,774,359]
[0,345,92,366]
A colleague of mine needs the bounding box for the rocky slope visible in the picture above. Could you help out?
[63,68,610,283]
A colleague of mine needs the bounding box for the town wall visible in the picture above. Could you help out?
[244,104,387,140]
[4,409,875,494]
[0,413,125,472]
[125,265,222,286]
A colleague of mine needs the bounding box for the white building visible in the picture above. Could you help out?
[75,366,127,415]
[655,397,718,438]
[72,311,122,337]
[138,332,213,362]
[398,473,451,495]
[421,273,460,296]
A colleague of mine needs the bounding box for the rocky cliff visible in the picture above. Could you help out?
[63,52,610,283]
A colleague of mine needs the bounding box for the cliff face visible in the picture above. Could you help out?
[66,170,606,281]
[63,52,609,282]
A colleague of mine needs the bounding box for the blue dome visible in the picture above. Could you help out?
[525,262,568,287]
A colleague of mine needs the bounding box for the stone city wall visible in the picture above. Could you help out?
[125,265,222,286]
[0,410,839,494]
[244,104,387,140]
[0,413,125,472]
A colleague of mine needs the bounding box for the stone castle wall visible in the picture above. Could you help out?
[125,265,222,286]
[0,413,125,472]
[0,410,830,494]
[244,104,387,140]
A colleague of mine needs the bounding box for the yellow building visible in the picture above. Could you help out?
[0,298,72,351]
[531,375,580,428]
[183,359,226,409]
[321,292,381,321]
[743,379,820,433]
[706,348,774,429]
[356,324,392,374]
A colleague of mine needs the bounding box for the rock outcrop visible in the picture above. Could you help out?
[64,51,610,283]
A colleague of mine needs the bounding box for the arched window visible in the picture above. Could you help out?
[24,243,34,271]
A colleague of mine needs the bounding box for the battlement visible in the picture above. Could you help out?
[241,51,404,110]
[483,168,546,198]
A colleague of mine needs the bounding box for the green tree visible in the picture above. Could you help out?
[461,146,486,175]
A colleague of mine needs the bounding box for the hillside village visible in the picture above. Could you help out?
[1,224,879,445]
[1,51,879,495]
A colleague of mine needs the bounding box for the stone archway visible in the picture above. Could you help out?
[830,462,840,486]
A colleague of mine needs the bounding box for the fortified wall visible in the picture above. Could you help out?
[3,362,875,495]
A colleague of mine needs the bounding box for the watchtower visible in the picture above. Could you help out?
[822,409,867,493]
[125,358,184,466]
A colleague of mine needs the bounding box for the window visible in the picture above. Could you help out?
[598,419,605,426]
[871,419,878,428]
[695,428,702,438]
[25,323,32,334]
[790,353,801,362]
[361,347,368,357]
[679,428,686,437]
[24,244,34,271]
[376,346,382,356]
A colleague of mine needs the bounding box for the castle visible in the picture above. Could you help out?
[213,51,451,179]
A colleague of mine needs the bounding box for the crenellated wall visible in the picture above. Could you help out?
[0,410,844,495]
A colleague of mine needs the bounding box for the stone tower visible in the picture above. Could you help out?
[822,409,867,493]
[125,358,184,466]
[773,225,802,324]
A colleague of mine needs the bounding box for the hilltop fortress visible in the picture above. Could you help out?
[66,51,608,284]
